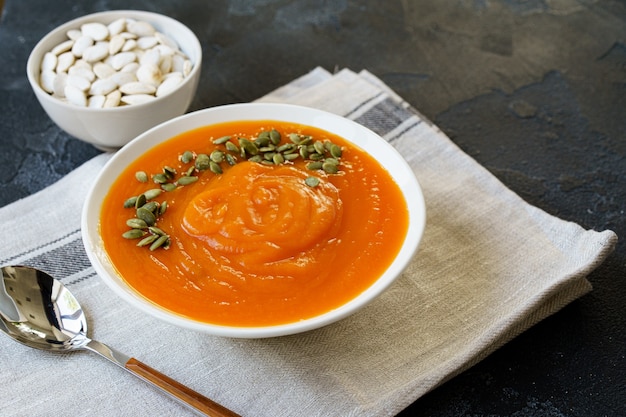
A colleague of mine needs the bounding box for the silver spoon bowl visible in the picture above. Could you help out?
[0,265,239,417]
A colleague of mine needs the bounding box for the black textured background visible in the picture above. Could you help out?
[1,1,624,416]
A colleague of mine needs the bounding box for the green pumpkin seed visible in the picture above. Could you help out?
[134,193,146,209]
[313,141,325,154]
[299,135,313,145]
[135,171,148,183]
[273,153,285,164]
[299,145,309,159]
[255,133,270,147]
[159,201,168,215]
[210,150,225,163]
[137,234,159,247]
[209,161,223,174]
[150,235,169,251]
[142,201,159,213]
[269,129,281,145]
[284,153,299,161]
[181,150,194,164]
[225,154,237,165]
[322,161,339,174]
[152,173,168,184]
[239,138,259,156]
[136,207,156,226]
[195,154,210,170]
[163,166,176,179]
[126,218,148,229]
[329,143,342,158]
[248,155,263,163]
[122,229,145,239]
[288,133,301,144]
[161,182,177,192]
[263,152,276,161]
[144,188,162,200]
[212,135,231,145]
[305,176,320,187]
[306,161,323,170]
[324,157,339,166]
[225,141,239,153]
[149,226,166,236]
[309,153,324,161]
[178,176,198,185]
[123,196,138,208]
[276,143,294,153]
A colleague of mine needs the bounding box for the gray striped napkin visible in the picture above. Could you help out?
[0,68,617,417]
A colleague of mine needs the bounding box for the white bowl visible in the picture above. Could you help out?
[26,10,202,150]
[81,103,426,338]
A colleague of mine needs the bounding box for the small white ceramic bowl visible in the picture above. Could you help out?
[26,10,202,150]
[81,103,426,338]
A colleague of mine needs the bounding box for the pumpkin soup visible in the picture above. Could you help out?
[100,121,409,327]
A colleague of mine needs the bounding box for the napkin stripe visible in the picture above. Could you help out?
[353,97,417,138]
[0,229,82,267]
[344,91,386,119]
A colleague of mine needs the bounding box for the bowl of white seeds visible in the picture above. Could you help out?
[26,10,202,150]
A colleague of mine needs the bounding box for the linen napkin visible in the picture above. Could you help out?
[0,67,617,417]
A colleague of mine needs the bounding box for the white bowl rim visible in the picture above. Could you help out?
[26,9,202,113]
[81,103,427,338]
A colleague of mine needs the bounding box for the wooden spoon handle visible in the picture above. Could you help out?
[126,357,241,417]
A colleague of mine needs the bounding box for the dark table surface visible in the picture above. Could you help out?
[1,1,624,416]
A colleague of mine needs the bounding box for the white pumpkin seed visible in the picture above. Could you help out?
[71,35,94,57]
[159,55,172,74]
[66,29,82,41]
[88,94,105,108]
[155,44,175,57]
[56,51,75,72]
[41,52,57,72]
[120,81,156,95]
[183,59,192,77]
[64,84,87,106]
[140,48,160,67]
[107,18,126,36]
[120,62,140,74]
[82,43,109,63]
[40,70,56,93]
[67,74,91,91]
[104,89,122,107]
[136,63,162,86]
[110,51,137,70]
[81,22,109,41]
[127,20,156,37]
[137,36,158,49]
[93,62,115,79]
[110,71,137,87]
[51,39,74,55]
[108,34,125,55]
[120,94,155,105]
[156,73,183,97]
[52,72,68,97]
[68,65,95,82]
[122,38,137,52]
[89,78,117,95]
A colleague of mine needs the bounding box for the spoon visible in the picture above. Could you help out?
[0,265,240,417]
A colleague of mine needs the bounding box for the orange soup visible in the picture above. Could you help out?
[100,121,409,327]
